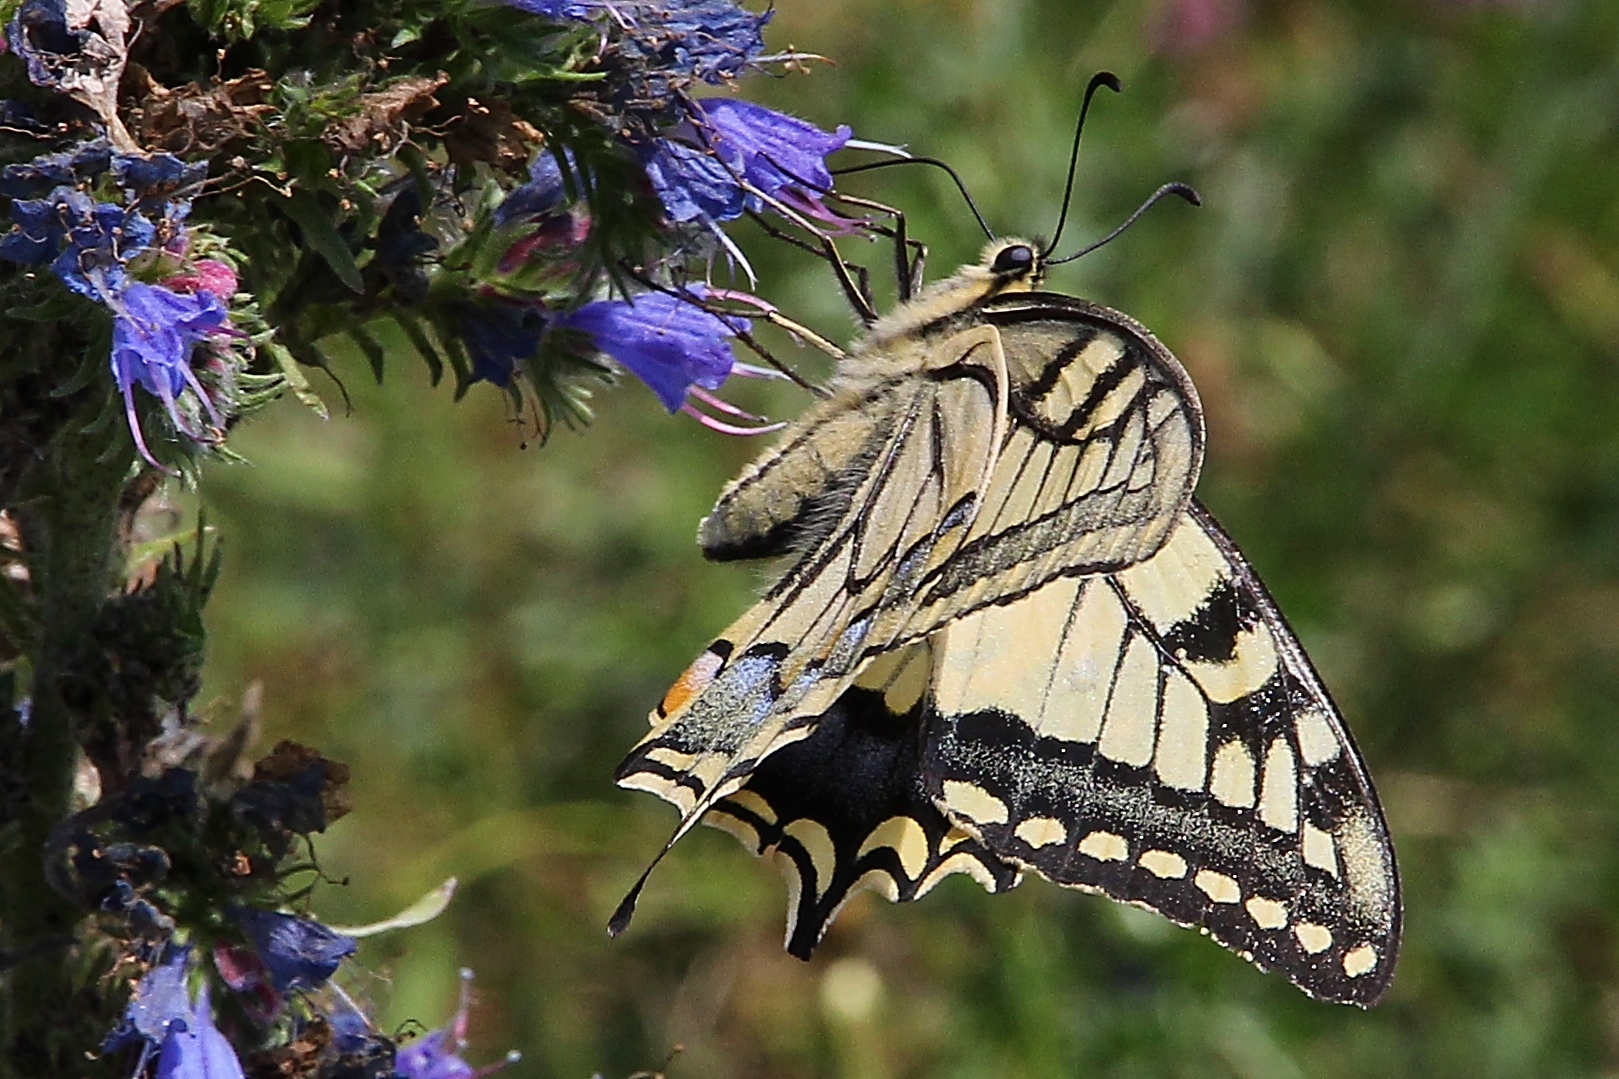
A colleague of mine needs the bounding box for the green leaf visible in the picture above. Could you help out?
[393,310,447,386]
[264,340,330,419]
[349,325,387,383]
[278,190,365,294]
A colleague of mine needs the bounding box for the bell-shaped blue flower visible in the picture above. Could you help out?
[638,139,747,226]
[154,983,245,1079]
[697,98,850,211]
[557,286,748,412]
[233,907,357,993]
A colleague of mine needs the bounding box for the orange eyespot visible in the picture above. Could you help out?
[658,648,726,717]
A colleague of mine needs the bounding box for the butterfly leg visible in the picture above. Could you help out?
[829,192,928,301]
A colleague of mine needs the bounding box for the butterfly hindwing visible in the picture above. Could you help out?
[919,500,1400,1006]
[706,642,1019,957]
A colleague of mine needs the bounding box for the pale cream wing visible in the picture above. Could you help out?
[920,501,1401,1007]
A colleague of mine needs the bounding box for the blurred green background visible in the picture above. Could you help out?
[194,0,1619,1075]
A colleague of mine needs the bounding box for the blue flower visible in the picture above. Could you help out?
[112,283,226,403]
[154,983,245,1079]
[457,302,547,387]
[697,98,850,210]
[640,101,852,230]
[0,186,160,300]
[105,947,245,1079]
[6,0,80,89]
[395,970,517,1079]
[0,138,110,198]
[233,908,357,993]
[557,286,748,411]
[53,193,156,301]
[114,152,208,218]
[623,0,769,85]
[505,0,768,88]
[638,138,746,225]
[104,944,192,1057]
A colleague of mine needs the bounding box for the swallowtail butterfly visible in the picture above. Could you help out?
[610,176,1400,1008]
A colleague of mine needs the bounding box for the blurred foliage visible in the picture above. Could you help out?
[194,0,1619,1075]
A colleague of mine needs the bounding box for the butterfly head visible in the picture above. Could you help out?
[979,238,1045,292]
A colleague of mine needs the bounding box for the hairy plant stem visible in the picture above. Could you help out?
[0,427,132,1079]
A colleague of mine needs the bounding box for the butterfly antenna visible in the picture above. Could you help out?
[832,155,995,240]
[1047,182,1201,265]
[1044,71,1123,258]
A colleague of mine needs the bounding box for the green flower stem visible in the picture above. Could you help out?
[0,426,132,1079]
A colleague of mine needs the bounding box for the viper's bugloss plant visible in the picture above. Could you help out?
[0,0,874,1073]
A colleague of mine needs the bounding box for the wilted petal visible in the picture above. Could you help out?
[0,137,110,198]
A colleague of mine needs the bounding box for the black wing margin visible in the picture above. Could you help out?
[920,501,1401,1006]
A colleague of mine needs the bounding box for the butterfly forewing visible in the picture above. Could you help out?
[704,643,1020,957]
[920,500,1400,1006]
[618,303,1203,856]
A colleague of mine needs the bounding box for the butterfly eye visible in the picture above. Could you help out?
[991,244,1036,276]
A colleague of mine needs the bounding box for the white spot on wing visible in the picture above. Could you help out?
[942,781,1009,825]
[1342,943,1378,977]
[1139,849,1188,878]
[1210,740,1256,808]
[721,789,777,825]
[1294,923,1333,954]
[858,816,931,881]
[1339,808,1396,921]
[1244,896,1288,929]
[1194,869,1241,903]
[1076,831,1129,862]
[1014,817,1068,848]
[1183,623,1279,704]
[1302,823,1338,876]
[783,819,838,898]
[1259,738,1298,832]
